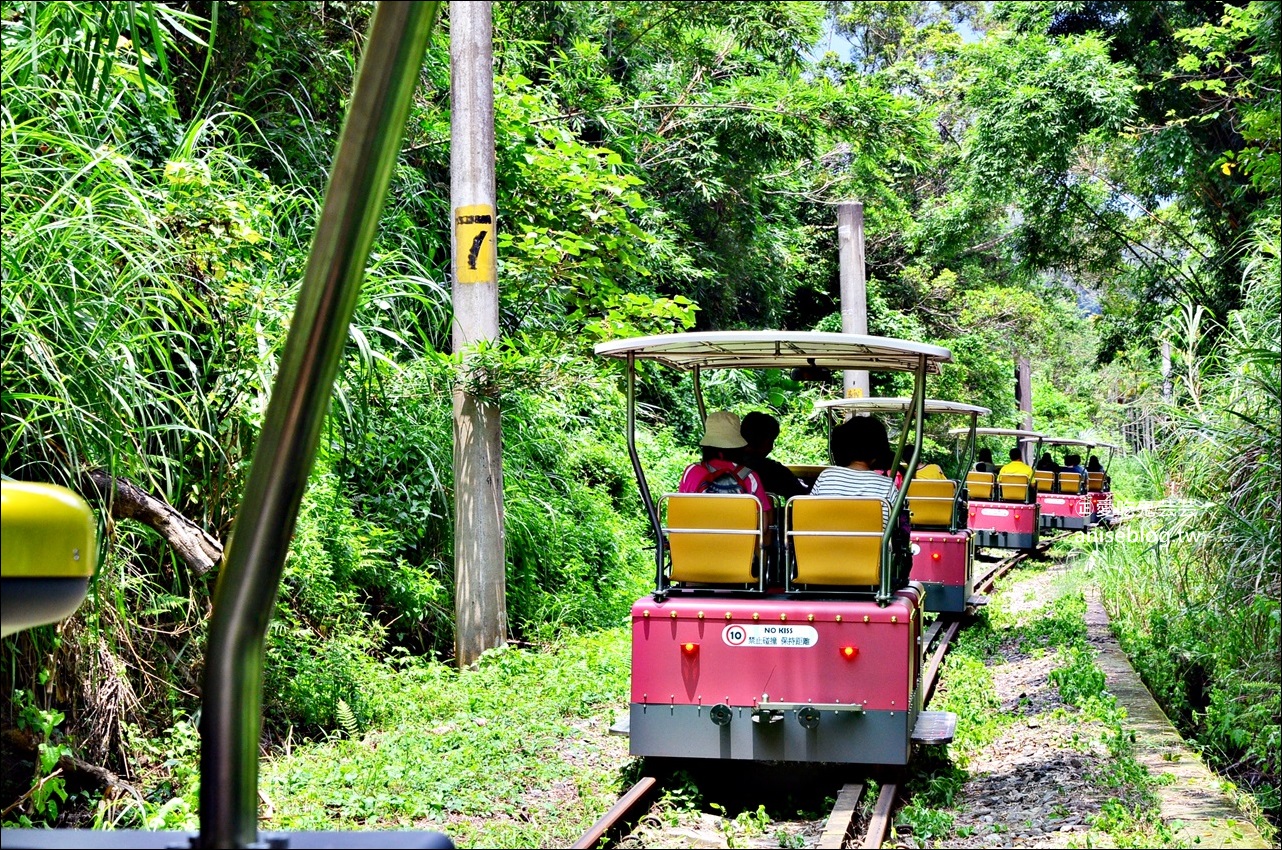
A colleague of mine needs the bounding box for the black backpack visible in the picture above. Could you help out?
[696,462,753,495]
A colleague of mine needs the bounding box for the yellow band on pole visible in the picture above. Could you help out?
[454,203,496,284]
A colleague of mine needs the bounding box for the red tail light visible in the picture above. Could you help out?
[840,645,857,660]
[682,642,698,656]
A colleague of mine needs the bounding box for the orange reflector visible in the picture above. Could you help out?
[1015,512,1021,520]
[841,645,857,660]
[682,642,698,655]
[931,552,941,561]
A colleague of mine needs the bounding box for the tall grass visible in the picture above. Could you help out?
[1091,217,1281,824]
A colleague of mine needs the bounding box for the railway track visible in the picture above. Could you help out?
[571,534,1064,850]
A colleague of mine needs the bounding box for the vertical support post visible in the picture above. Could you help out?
[451,0,507,667]
[1016,355,1032,462]
[880,357,926,604]
[838,202,870,398]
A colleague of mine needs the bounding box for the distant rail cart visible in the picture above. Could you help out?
[950,427,1044,551]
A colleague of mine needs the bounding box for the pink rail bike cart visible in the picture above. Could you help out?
[1029,437,1118,531]
[594,332,959,767]
[949,427,1044,551]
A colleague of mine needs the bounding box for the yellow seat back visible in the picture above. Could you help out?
[998,474,1030,503]
[966,471,996,500]
[1034,471,1056,493]
[1087,472,1106,492]
[1058,472,1083,494]
[788,497,883,586]
[906,479,956,529]
[664,494,762,585]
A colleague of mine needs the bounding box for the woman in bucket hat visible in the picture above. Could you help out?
[677,411,772,522]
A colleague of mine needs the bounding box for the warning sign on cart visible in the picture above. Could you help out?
[722,624,818,648]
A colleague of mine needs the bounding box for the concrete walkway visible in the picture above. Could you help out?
[1085,593,1271,848]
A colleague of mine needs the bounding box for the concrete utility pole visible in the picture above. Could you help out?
[451,0,506,667]
[838,202,870,398]
[1016,356,1033,461]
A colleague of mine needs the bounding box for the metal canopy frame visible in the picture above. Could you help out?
[951,427,1045,469]
[595,331,951,372]
[949,427,1045,439]
[816,397,989,416]
[1032,437,1120,472]
[600,334,953,604]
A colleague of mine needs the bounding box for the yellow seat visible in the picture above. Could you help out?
[663,494,763,586]
[907,479,956,529]
[1058,472,1083,494]
[997,474,1031,503]
[1034,471,1056,493]
[966,471,996,501]
[786,497,883,587]
[1086,472,1106,493]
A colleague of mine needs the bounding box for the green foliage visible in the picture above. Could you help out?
[261,630,632,848]
[5,691,73,826]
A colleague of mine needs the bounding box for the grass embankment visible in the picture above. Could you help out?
[897,554,1177,848]
[1081,512,1280,836]
[258,630,635,847]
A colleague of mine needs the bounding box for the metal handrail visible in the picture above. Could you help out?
[199,4,440,846]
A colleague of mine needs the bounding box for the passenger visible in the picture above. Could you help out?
[740,411,808,497]
[678,411,772,523]
[998,447,1034,482]
[1062,453,1085,475]
[914,457,948,479]
[1036,452,1058,472]
[811,416,911,581]
[1087,454,1110,489]
[811,415,896,524]
[973,448,995,473]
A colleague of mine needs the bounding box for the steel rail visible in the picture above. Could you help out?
[860,783,899,849]
[570,776,658,849]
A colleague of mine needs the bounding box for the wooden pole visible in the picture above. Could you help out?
[451,0,507,667]
[1016,356,1032,462]
[838,202,870,398]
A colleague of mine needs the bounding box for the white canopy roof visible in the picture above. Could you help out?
[815,397,989,416]
[949,427,1044,439]
[594,331,951,373]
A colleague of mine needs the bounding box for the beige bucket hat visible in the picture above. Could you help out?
[700,410,748,448]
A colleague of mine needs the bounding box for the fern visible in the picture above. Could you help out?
[335,699,360,740]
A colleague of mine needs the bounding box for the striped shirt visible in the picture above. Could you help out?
[810,467,896,525]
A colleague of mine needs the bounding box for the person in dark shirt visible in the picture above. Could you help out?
[1036,452,1059,471]
[974,447,995,473]
[740,411,808,497]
